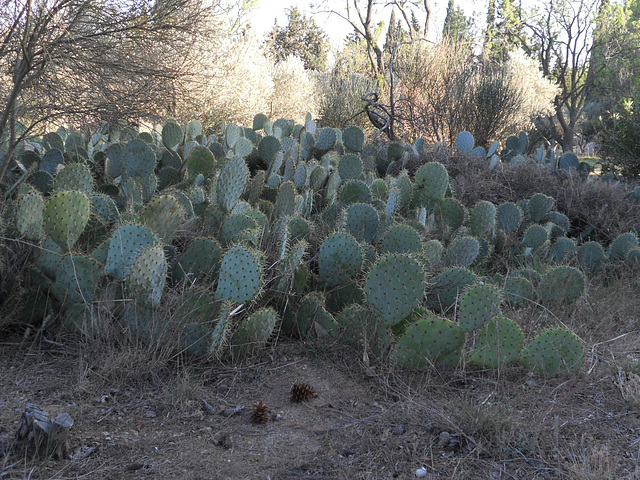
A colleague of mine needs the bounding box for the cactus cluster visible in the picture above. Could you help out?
[8,116,629,376]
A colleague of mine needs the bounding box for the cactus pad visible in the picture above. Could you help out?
[469,317,523,368]
[520,328,584,374]
[538,266,584,305]
[318,233,362,287]
[458,284,502,332]
[364,254,426,327]
[215,245,262,303]
[43,191,91,251]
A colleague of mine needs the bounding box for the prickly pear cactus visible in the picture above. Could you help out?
[140,195,186,244]
[215,245,262,303]
[413,162,449,205]
[105,223,158,280]
[520,328,584,374]
[186,145,215,180]
[469,317,523,368]
[172,237,222,285]
[43,191,91,251]
[458,284,502,332]
[521,224,548,250]
[52,253,102,304]
[609,232,639,262]
[318,233,363,287]
[470,201,496,239]
[343,126,365,152]
[444,236,480,268]
[342,203,379,243]
[392,314,464,368]
[528,193,554,223]
[434,197,465,232]
[364,254,426,327]
[15,191,44,240]
[162,120,183,151]
[52,163,93,194]
[496,202,523,234]
[124,139,157,182]
[231,308,278,359]
[426,267,478,312]
[550,237,576,264]
[339,180,372,205]
[503,276,534,309]
[577,241,606,274]
[538,266,584,305]
[126,244,168,308]
[338,154,363,181]
[218,156,250,214]
[380,224,422,254]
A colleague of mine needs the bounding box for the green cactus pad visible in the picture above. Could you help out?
[15,191,44,240]
[140,195,186,244]
[364,254,426,327]
[413,162,449,204]
[520,328,584,374]
[426,267,478,312]
[186,145,215,181]
[43,190,91,251]
[609,232,639,262]
[105,223,158,280]
[434,197,465,232]
[550,237,576,264]
[470,201,496,239]
[231,308,278,359]
[343,126,365,152]
[318,232,363,287]
[444,236,480,268]
[338,154,363,181]
[326,280,366,314]
[422,240,444,268]
[469,317,523,368]
[294,292,339,339]
[180,322,212,357]
[521,224,548,250]
[496,202,523,234]
[538,266,585,305]
[218,156,250,214]
[528,193,554,223]
[221,213,259,247]
[124,139,157,182]
[503,276,534,308]
[127,244,168,308]
[577,241,606,275]
[339,180,372,205]
[342,203,379,243]
[336,304,391,358]
[626,248,640,271]
[259,135,282,166]
[544,211,570,234]
[458,284,502,332]
[162,120,183,151]
[380,224,422,254]
[314,128,337,152]
[53,163,93,194]
[172,237,222,284]
[52,253,102,304]
[215,245,262,303]
[392,315,464,368]
[253,113,269,130]
[275,181,296,218]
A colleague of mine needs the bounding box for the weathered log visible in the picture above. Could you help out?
[13,403,73,459]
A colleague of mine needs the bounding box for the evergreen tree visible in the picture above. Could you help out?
[442,0,473,43]
[265,7,330,70]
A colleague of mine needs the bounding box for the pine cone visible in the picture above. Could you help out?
[289,382,316,403]
[251,402,269,424]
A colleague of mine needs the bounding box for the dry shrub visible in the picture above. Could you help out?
[411,148,640,244]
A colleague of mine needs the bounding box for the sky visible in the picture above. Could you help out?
[247,0,486,48]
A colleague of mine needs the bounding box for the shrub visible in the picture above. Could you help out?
[597,94,640,179]
[268,56,319,123]
[315,72,376,131]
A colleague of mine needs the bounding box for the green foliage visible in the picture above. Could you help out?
[458,284,502,332]
[392,314,465,368]
[520,329,584,375]
[538,266,585,305]
[231,308,278,359]
[597,94,640,178]
[265,7,329,71]
[364,254,426,327]
[215,245,262,303]
[43,191,91,251]
[469,317,523,368]
[318,233,362,287]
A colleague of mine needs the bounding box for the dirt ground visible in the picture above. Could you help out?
[1,331,640,480]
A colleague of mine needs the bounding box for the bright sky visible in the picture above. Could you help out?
[247,0,485,48]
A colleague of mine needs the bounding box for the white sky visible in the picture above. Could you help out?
[247,0,486,48]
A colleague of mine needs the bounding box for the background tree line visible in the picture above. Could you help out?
[3,0,640,182]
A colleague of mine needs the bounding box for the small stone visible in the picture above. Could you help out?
[415,467,427,477]
[392,425,404,435]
